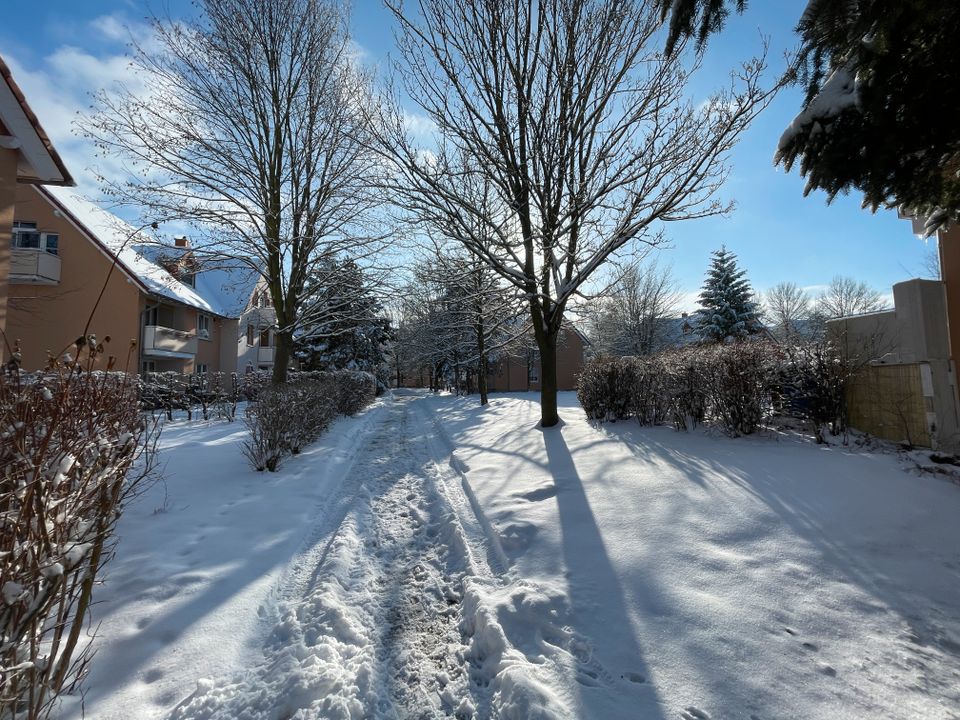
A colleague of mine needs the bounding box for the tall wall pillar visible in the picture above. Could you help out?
[0,148,17,362]
[934,226,960,448]
[939,226,960,364]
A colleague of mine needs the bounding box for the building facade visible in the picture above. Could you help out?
[0,54,74,364]
[486,326,587,393]
[7,185,258,374]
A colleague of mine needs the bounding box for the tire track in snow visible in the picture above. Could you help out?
[168,395,490,719]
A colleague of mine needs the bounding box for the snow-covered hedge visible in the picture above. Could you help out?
[242,371,375,471]
[578,342,777,436]
[0,354,156,718]
[139,372,241,421]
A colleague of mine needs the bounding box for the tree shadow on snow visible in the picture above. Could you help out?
[539,424,667,718]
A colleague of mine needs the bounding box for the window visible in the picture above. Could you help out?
[141,360,157,373]
[259,328,271,347]
[12,222,59,255]
[198,314,211,339]
[144,306,158,327]
[196,363,208,375]
[246,324,254,346]
[256,291,271,308]
[182,273,196,287]
[12,222,39,249]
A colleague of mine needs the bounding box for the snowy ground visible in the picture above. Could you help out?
[59,391,960,719]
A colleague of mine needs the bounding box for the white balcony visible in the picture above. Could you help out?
[142,325,198,359]
[10,249,60,284]
[257,346,275,364]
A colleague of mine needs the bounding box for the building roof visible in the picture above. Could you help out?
[0,55,73,186]
[40,185,257,318]
[135,242,259,318]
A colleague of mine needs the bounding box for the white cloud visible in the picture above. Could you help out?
[676,289,702,314]
[89,14,132,43]
[402,110,438,143]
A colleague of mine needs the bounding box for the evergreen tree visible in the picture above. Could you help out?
[776,0,960,232]
[657,0,960,232]
[696,247,760,341]
[295,259,392,375]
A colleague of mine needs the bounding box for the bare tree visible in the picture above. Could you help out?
[588,259,681,356]
[433,251,525,404]
[921,243,941,280]
[83,0,383,384]
[376,0,783,425]
[764,281,811,339]
[815,276,886,320]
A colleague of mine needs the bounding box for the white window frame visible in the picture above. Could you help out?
[198,313,211,340]
[196,363,208,375]
[12,221,59,255]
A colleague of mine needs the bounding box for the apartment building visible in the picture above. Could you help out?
[0,54,74,363]
[7,184,261,374]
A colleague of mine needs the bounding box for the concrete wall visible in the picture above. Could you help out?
[938,225,960,369]
[828,278,960,449]
[8,184,142,371]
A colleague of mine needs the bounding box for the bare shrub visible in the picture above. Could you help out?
[699,342,776,436]
[241,371,375,471]
[241,386,288,472]
[577,357,618,421]
[776,340,850,443]
[579,340,778,435]
[0,338,157,719]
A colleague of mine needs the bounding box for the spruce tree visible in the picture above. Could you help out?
[657,0,960,232]
[696,247,760,342]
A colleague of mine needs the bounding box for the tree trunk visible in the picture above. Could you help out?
[272,330,292,384]
[538,332,560,427]
[477,334,488,406]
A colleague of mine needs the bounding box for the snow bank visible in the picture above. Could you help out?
[460,579,571,720]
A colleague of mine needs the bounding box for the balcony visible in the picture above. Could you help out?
[257,347,275,364]
[10,249,60,284]
[142,325,198,359]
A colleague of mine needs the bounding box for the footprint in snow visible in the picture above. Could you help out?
[681,707,710,720]
[622,671,646,684]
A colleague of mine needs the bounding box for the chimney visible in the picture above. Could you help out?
[174,235,190,248]
[681,312,688,318]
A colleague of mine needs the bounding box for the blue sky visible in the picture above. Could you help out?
[1,0,932,308]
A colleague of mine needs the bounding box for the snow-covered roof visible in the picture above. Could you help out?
[134,243,260,318]
[40,186,257,318]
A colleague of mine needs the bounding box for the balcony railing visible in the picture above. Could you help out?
[10,249,61,284]
[257,347,275,364]
[142,325,198,358]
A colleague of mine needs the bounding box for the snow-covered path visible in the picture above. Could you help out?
[166,394,525,719]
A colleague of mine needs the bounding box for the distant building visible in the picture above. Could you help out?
[486,325,587,392]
